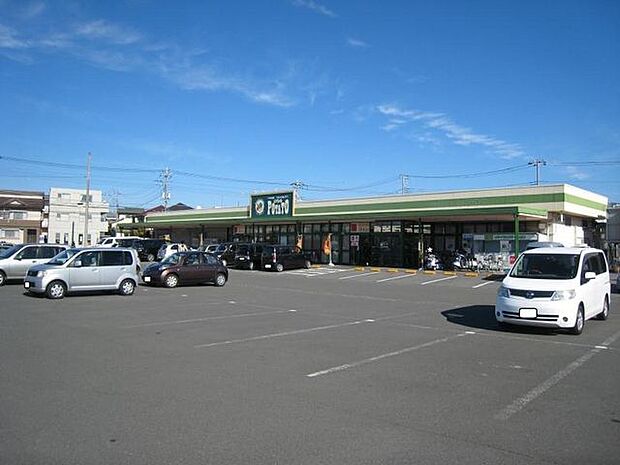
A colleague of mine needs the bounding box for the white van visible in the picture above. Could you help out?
[496,247,611,335]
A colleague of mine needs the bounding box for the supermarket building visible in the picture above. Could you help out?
[126,184,608,268]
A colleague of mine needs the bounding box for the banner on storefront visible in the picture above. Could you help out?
[250,191,295,219]
[322,234,332,255]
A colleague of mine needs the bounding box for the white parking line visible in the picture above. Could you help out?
[495,329,620,420]
[376,274,417,283]
[339,272,377,280]
[472,281,494,289]
[195,319,372,348]
[420,276,457,286]
[124,309,296,328]
[306,332,471,378]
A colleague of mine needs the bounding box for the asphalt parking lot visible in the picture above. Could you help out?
[1,267,619,465]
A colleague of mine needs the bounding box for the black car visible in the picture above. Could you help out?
[261,245,311,272]
[135,239,168,262]
[233,243,267,270]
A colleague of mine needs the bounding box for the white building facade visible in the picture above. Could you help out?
[48,188,109,246]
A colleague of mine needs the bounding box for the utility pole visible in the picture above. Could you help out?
[400,174,410,194]
[83,152,92,246]
[290,180,305,201]
[528,159,546,186]
[159,168,172,212]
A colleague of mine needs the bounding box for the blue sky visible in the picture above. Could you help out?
[1,0,619,208]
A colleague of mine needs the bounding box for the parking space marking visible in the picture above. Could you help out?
[376,274,417,283]
[472,281,495,289]
[195,319,372,348]
[339,272,378,280]
[495,329,620,421]
[123,309,297,328]
[306,332,471,378]
[420,276,457,286]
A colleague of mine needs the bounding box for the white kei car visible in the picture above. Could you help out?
[496,247,611,335]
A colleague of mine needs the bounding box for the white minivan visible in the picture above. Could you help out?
[496,247,611,335]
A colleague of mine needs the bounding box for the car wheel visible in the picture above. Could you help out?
[46,280,66,299]
[214,273,227,287]
[570,305,585,335]
[164,274,179,288]
[0,270,5,286]
[597,296,609,320]
[147,253,155,262]
[119,279,136,296]
[304,260,311,269]
[275,263,284,272]
[248,261,254,271]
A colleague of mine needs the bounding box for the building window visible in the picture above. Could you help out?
[55,233,61,243]
[80,194,93,203]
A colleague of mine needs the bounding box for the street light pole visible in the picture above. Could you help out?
[83,152,92,245]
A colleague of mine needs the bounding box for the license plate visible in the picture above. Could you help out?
[238,257,246,260]
[24,281,30,289]
[519,308,537,318]
[143,276,151,282]
[264,264,271,269]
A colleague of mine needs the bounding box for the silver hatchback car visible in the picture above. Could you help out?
[24,248,141,299]
[0,244,69,286]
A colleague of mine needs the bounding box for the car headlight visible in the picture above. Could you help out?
[551,290,576,301]
[36,270,48,277]
[497,285,510,298]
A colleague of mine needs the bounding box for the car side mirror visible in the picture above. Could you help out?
[584,271,596,281]
[73,260,83,268]
[14,256,22,261]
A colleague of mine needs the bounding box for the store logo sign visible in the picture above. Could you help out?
[251,192,294,218]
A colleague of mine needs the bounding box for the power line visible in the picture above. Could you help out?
[401,163,530,179]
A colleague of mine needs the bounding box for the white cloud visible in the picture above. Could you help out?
[167,66,296,107]
[0,19,308,108]
[292,0,336,18]
[346,37,368,48]
[0,24,31,49]
[75,20,142,45]
[566,166,590,180]
[377,104,524,158]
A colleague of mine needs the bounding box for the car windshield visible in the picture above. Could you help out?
[0,244,22,259]
[510,253,580,279]
[47,249,80,265]
[216,245,227,252]
[161,253,181,265]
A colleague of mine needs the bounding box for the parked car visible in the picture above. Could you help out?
[156,242,189,261]
[525,241,564,250]
[261,245,311,272]
[135,239,168,262]
[23,248,141,299]
[141,251,228,288]
[201,244,221,254]
[496,247,611,335]
[98,236,142,248]
[0,244,69,286]
[233,243,266,270]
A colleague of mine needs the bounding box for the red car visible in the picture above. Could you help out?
[141,251,228,288]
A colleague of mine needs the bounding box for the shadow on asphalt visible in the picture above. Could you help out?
[441,305,559,336]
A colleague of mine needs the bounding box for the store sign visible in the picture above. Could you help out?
[350,223,370,233]
[350,235,360,247]
[251,191,294,218]
[492,233,538,241]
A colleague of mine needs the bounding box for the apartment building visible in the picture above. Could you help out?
[0,190,47,244]
[47,188,109,246]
